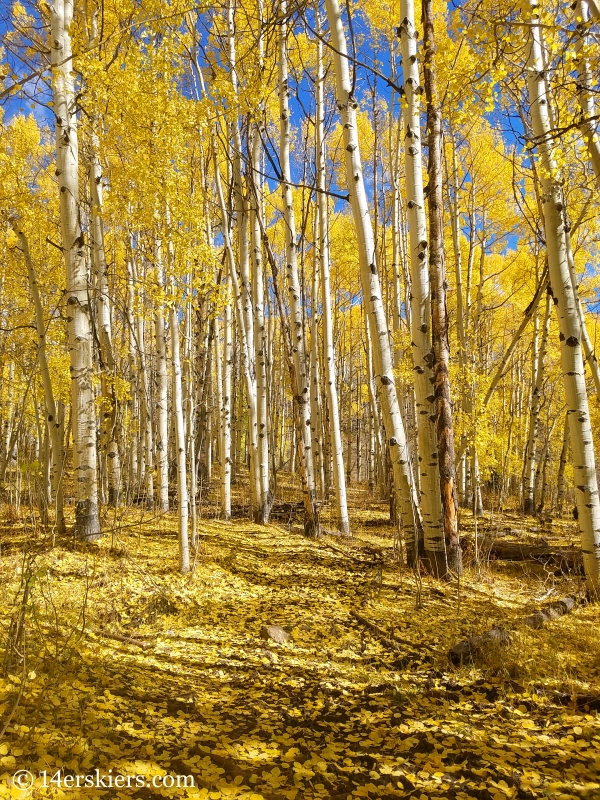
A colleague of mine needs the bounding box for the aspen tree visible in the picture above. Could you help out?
[49,0,101,539]
[525,0,600,590]
[12,224,65,534]
[315,11,349,534]
[421,0,461,576]
[324,0,422,557]
[227,0,261,515]
[524,291,551,514]
[556,412,570,515]
[130,246,155,509]
[154,231,170,512]
[279,0,320,536]
[167,219,190,574]
[398,0,445,570]
[85,0,121,507]
[574,1,600,181]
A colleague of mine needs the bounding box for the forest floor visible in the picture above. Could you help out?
[0,489,599,800]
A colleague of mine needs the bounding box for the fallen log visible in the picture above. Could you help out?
[461,535,582,570]
[449,595,578,664]
[524,596,577,629]
[449,627,511,664]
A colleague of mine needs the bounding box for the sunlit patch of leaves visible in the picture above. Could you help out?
[0,508,598,799]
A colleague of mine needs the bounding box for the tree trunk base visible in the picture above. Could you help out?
[423,548,448,579]
[523,498,535,515]
[75,500,102,541]
[253,490,275,525]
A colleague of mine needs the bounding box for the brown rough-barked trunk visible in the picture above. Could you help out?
[422,0,462,577]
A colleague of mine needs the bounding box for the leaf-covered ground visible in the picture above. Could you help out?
[0,502,599,799]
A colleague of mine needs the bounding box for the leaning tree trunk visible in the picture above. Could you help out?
[398,0,445,569]
[279,0,320,536]
[525,0,600,591]
[575,0,600,182]
[422,0,462,577]
[316,12,349,534]
[325,0,422,559]
[50,0,101,539]
[12,224,66,534]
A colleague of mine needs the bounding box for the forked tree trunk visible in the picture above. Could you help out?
[525,0,600,591]
[422,0,462,576]
[324,0,422,559]
[50,0,101,539]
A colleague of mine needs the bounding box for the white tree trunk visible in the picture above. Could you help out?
[250,125,271,523]
[50,0,101,539]
[279,0,320,536]
[324,0,422,556]
[526,0,600,590]
[315,12,349,535]
[168,231,190,574]
[398,0,445,565]
[12,224,66,533]
[154,232,170,512]
[524,291,551,513]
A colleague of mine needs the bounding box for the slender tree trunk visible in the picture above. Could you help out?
[154,233,170,512]
[398,0,445,570]
[12,225,66,533]
[316,13,349,534]
[556,411,570,516]
[50,0,100,539]
[575,1,600,182]
[249,125,272,523]
[220,285,233,520]
[525,0,600,591]
[422,0,461,577]
[279,0,320,536]
[168,238,190,574]
[325,0,422,559]
[524,291,551,513]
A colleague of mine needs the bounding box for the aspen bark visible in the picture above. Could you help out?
[279,0,320,536]
[227,1,261,514]
[50,0,101,539]
[575,1,600,182]
[422,0,461,576]
[524,291,551,514]
[316,14,349,534]
[525,0,600,590]
[324,0,422,557]
[12,225,66,534]
[249,125,272,523]
[168,243,190,574]
[86,2,121,508]
[556,412,570,516]
[398,0,445,568]
[154,233,170,512]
